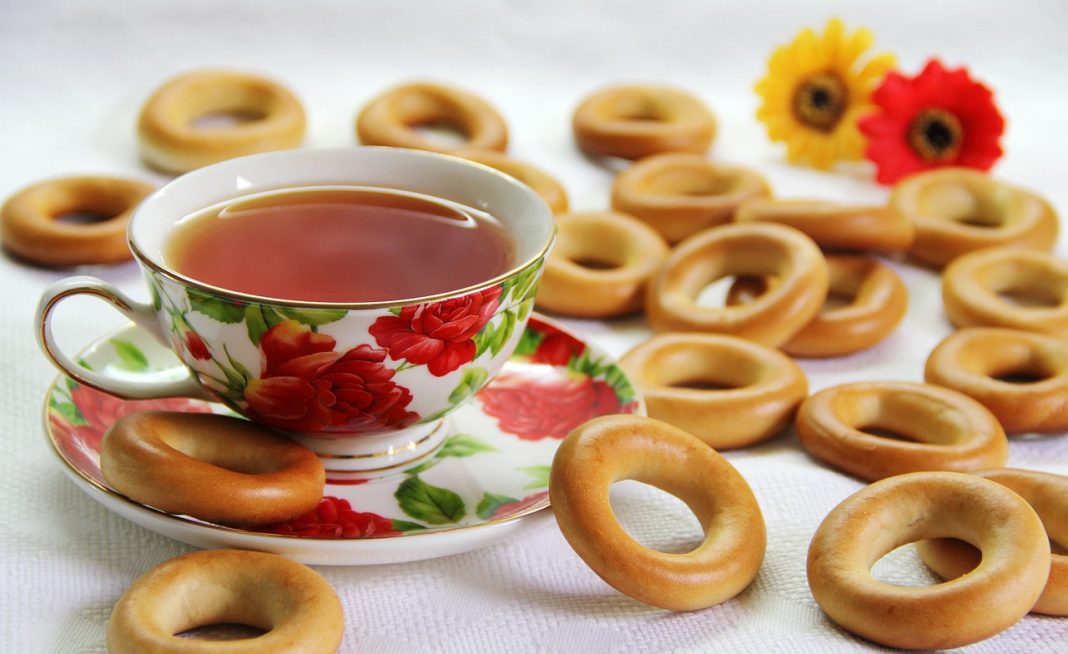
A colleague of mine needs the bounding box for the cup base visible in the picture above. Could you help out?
[287,419,449,481]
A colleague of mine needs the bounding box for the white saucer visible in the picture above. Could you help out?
[44,314,643,565]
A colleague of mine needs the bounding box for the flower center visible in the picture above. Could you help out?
[792,72,849,132]
[908,109,964,162]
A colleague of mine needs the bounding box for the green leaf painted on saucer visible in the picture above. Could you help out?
[110,339,149,372]
[391,519,427,532]
[188,288,245,324]
[278,307,347,327]
[476,492,518,520]
[438,433,496,458]
[50,396,88,427]
[396,476,466,524]
[518,465,551,490]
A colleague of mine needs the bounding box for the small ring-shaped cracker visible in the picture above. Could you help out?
[795,381,1008,481]
[612,153,770,243]
[550,414,766,610]
[137,70,306,174]
[573,85,716,161]
[645,222,828,347]
[916,467,1068,616]
[942,247,1068,339]
[620,333,808,449]
[808,471,1050,650]
[107,550,344,654]
[535,211,669,318]
[925,327,1068,434]
[890,167,1058,268]
[356,82,507,153]
[1,175,154,266]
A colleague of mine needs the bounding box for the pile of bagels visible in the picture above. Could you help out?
[5,69,1066,652]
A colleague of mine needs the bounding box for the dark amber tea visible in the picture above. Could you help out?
[165,187,516,302]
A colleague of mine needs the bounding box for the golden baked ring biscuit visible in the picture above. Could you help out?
[550,414,766,610]
[728,256,908,358]
[916,468,1068,616]
[733,199,915,253]
[101,411,325,526]
[925,327,1068,433]
[573,85,716,161]
[942,247,1068,338]
[453,149,568,214]
[645,222,828,347]
[1,176,153,267]
[889,167,1058,268]
[137,70,306,174]
[107,550,344,654]
[619,333,808,449]
[535,211,669,318]
[611,153,771,243]
[356,82,507,153]
[808,471,1050,650]
[795,381,1008,481]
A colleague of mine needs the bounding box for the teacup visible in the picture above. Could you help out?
[36,147,555,475]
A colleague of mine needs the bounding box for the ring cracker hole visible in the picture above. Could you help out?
[996,284,1062,309]
[54,209,116,225]
[917,183,1005,228]
[697,275,760,308]
[822,289,857,312]
[857,425,925,443]
[990,361,1053,385]
[670,378,738,391]
[178,623,268,641]
[871,543,943,587]
[609,480,704,554]
[613,97,666,123]
[412,120,469,148]
[569,256,621,271]
[191,108,268,130]
[641,169,738,197]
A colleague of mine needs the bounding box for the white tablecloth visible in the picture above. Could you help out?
[3,1,1066,651]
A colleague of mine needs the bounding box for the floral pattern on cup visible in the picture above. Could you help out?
[145,258,542,436]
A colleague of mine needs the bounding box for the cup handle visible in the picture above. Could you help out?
[35,275,211,400]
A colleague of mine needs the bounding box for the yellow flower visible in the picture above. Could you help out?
[755,18,896,169]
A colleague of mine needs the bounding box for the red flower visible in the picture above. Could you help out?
[183,331,212,361]
[244,320,419,433]
[479,372,633,440]
[859,59,1005,184]
[529,327,586,366]
[256,496,401,538]
[370,286,502,377]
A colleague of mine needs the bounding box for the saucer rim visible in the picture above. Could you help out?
[41,313,642,552]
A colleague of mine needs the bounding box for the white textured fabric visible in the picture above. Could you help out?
[2,1,1067,651]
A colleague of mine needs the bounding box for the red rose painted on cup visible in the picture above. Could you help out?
[370,286,502,376]
[244,320,419,433]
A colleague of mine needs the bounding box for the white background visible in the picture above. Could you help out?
[2,1,1067,652]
